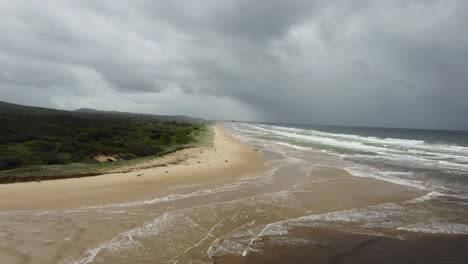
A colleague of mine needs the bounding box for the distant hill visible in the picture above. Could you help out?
[74,107,205,123]
[75,108,116,113]
[0,101,66,114]
[0,101,205,123]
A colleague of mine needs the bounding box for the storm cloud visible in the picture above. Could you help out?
[1,0,467,130]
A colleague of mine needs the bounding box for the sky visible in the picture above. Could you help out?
[1,0,468,130]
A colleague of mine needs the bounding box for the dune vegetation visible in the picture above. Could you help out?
[0,101,210,183]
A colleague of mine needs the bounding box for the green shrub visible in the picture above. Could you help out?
[0,156,26,170]
[0,105,204,171]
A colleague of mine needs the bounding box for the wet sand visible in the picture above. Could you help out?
[1,124,466,264]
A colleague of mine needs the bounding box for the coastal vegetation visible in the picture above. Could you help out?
[0,101,210,183]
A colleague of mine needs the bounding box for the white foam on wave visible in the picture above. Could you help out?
[343,165,429,191]
[407,191,445,203]
[64,187,311,263]
[239,200,468,239]
[207,203,405,258]
[397,222,468,234]
[438,160,468,170]
[81,166,280,211]
[298,203,405,229]
[271,129,390,154]
[65,188,467,264]
[252,124,425,149]
[207,217,299,258]
[261,123,468,157]
[64,244,103,264]
[343,160,468,196]
[63,231,143,264]
[63,209,195,264]
[239,123,468,174]
[274,141,313,151]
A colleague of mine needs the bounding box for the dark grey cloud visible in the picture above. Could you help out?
[0,0,467,129]
[141,0,318,41]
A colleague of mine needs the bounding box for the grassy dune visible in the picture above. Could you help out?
[0,101,211,183]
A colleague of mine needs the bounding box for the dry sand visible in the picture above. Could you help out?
[0,124,266,211]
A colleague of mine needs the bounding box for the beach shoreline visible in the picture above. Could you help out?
[0,124,267,211]
[4,123,464,264]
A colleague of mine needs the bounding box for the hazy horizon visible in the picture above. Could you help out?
[1,1,468,130]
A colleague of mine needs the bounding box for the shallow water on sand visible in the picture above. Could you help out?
[1,124,468,264]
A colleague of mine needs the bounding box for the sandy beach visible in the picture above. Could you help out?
[0,124,266,211]
[2,123,466,264]
[0,124,269,264]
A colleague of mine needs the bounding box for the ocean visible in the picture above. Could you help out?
[230,122,468,234]
[235,122,468,198]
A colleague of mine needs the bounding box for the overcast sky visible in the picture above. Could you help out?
[1,1,467,130]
